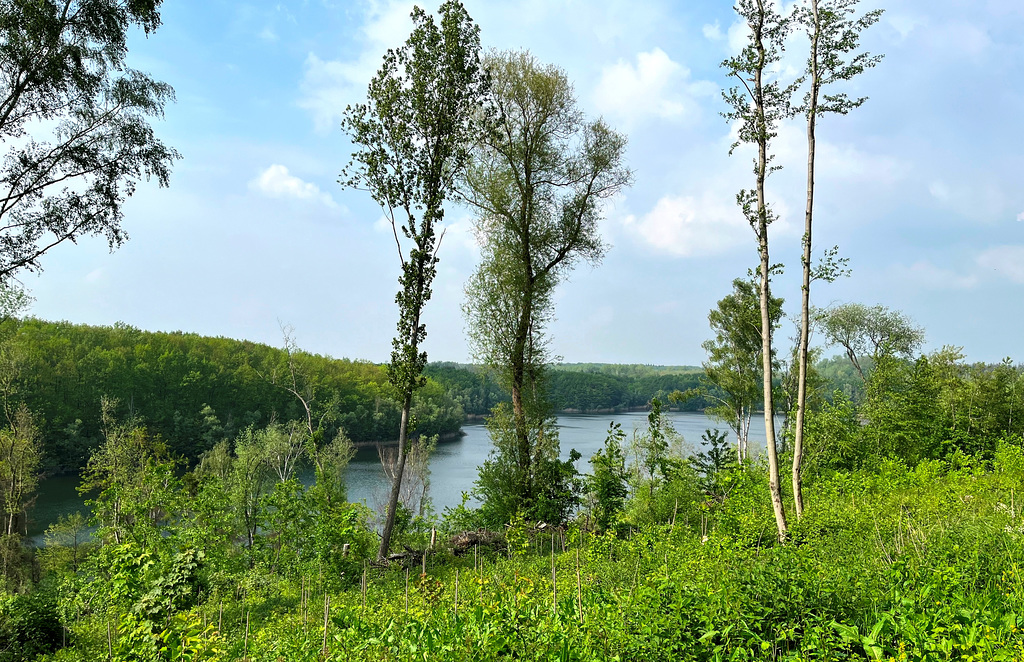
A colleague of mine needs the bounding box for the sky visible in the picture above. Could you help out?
[20,0,1024,366]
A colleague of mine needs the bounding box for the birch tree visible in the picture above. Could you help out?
[722,0,793,539]
[700,277,783,465]
[790,0,882,519]
[0,403,39,536]
[0,0,178,283]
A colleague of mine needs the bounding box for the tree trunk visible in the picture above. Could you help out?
[512,305,536,508]
[753,9,788,540]
[378,390,412,561]
[379,229,432,561]
[793,0,820,522]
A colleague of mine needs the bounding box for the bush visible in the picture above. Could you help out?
[0,589,63,662]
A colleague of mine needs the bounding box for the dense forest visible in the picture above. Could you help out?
[0,319,464,472]
[0,315,785,478]
[425,362,713,416]
[0,319,720,475]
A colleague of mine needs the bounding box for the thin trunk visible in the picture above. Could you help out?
[378,390,413,562]
[379,232,431,561]
[510,275,534,507]
[753,1,788,540]
[510,358,530,494]
[793,0,820,521]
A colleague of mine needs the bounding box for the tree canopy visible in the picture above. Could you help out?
[0,0,179,282]
[462,50,631,525]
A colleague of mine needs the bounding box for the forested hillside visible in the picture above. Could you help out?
[1,319,463,472]
[425,362,714,415]
[0,319,735,475]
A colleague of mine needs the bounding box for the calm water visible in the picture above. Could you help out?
[28,411,773,541]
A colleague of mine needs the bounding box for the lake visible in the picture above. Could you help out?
[27,411,773,542]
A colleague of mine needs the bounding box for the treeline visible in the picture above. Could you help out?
[424,362,714,415]
[799,349,1024,474]
[2,319,463,472]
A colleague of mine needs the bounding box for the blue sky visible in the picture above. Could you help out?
[23,0,1024,366]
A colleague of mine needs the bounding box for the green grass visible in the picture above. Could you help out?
[26,443,1024,661]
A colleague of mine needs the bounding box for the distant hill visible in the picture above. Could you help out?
[425,362,714,415]
[1,318,463,472]
[550,363,703,376]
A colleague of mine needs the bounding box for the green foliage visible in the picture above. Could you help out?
[691,428,738,495]
[587,422,629,532]
[423,363,506,416]
[79,402,180,549]
[800,349,1024,475]
[817,302,924,381]
[341,0,488,561]
[340,0,487,401]
[63,442,1024,661]
[133,549,205,622]
[474,403,581,527]
[0,588,62,661]
[699,277,784,462]
[0,404,40,537]
[1,319,462,470]
[631,398,683,495]
[426,362,712,414]
[38,512,92,576]
[16,431,1024,661]
[0,0,179,283]
[803,389,861,475]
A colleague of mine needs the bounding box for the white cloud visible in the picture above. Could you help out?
[932,21,991,58]
[298,1,416,133]
[623,193,749,257]
[372,215,392,234]
[85,268,107,284]
[1016,211,1024,222]
[892,260,978,290]
[592,48,716,126]
[886,13,924,40]
[258,26,278,42]
[249,164,338,208]
[702,22,722,41]
[924,177,1009,223]
[297,53,371,133]
[886,15,991,60]
[765,119,909,185]
[727,18,750,53]
[977,246,1024,284]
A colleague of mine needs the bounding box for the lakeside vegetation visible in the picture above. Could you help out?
[0,315,862,477]
[427,362,713,416]
[0,317,732,476]
[2,342,1024,660]
[0,0,1020,659]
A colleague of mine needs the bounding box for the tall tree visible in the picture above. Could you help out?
[588,422,628,532]
[698,277,783,465]
[462,50,631,522]
[0,0,179,282]
[791,0,882,519]
[340,1,488,561]
[0,284,31,324]
[722,0,792,539]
